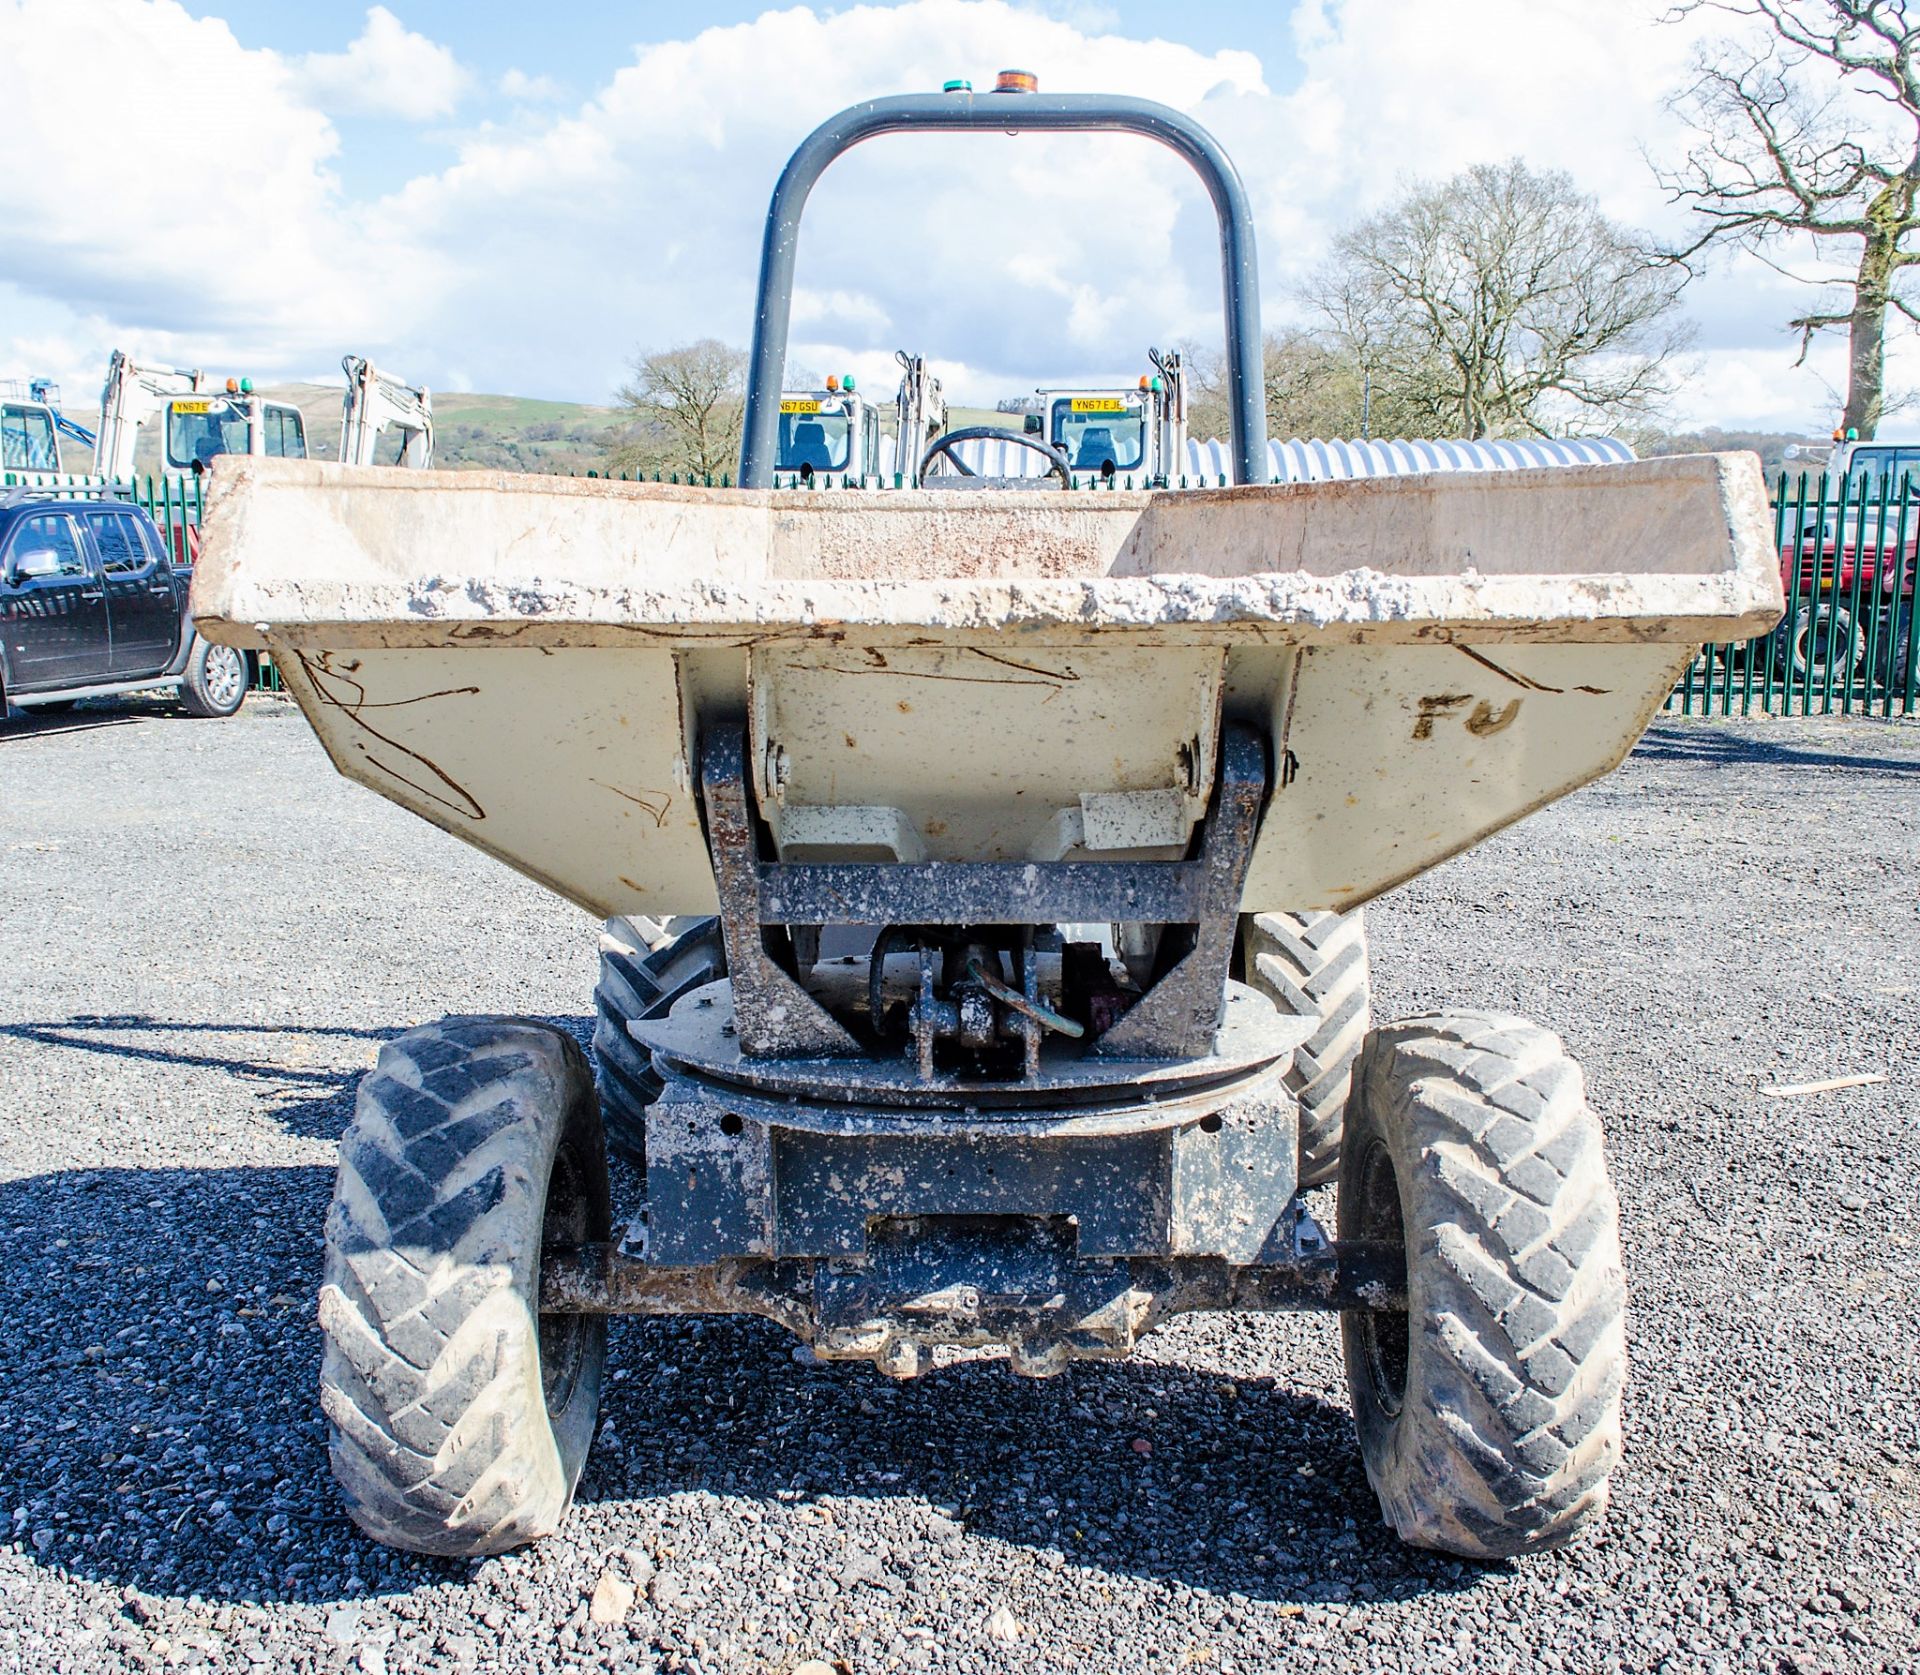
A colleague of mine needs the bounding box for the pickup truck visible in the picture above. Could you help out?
[0,490,250,718]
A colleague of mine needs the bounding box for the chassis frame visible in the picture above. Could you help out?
[534,715,1411,1378]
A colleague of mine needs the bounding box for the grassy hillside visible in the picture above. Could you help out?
[261,384,626,474]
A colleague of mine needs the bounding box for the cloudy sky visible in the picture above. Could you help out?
[0,0,1902,433]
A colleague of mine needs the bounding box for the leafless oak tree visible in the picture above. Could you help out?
[1183,331,1435,443]
[610,338,747,478]
[1661,1,1920,438]
[1308,161,1690,438]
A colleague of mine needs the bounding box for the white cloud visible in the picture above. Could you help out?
[0,0,440,394]
[294,5,467,121]
[3,0,1909,435]
[379,0,1268,402]
[792,289,893,334]
[499,67,564,102]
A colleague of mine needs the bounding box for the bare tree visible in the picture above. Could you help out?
[1308,160,1691,438]
[1660,1,1920,438]
[1183,331,1434,442]
[609,339,747,478]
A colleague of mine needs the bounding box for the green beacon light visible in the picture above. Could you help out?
[943,78,971,93]
[239,377,254,394]
[1150,376,1163,393]
[842,373,856,392]
[1846,427,1859,441]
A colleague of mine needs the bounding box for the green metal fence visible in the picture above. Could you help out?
[2,468,207,554]
[1667,471,1918,718]
[11,464,1914,716]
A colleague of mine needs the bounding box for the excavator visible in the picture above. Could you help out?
[773,349,947,484]
[938,347,1188,484]
[339,355,433,468]
[1023,345,1188,484]
[890,349,947,483]
[772,371,878,483]
[93,350,308,479]
[0,378,95,475]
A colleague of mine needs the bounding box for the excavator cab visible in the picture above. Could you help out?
[774,379,877,481]
[165,397,305,472]
[0,396,60,471]
[1056,400,1143,473]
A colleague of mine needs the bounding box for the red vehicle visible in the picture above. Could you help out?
[1772,440,1917,693]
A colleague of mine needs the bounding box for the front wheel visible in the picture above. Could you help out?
[319,1018,609,1555]
[1340,1011,1626,1559]
[179,637,248,718]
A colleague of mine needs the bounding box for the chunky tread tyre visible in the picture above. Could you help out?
[1243,909,1370,1188]
[1340,1010,1625,1559]
[593,916,726,1157]
[318,1017,609,1556]
[1875,611,1913,696]
[1769,600,1863,688]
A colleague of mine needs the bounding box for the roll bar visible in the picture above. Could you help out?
[738,87,1267,489]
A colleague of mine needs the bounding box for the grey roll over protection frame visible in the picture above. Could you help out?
[738,86,1269,488]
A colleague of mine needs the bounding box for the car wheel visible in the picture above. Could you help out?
[180,637,248,718]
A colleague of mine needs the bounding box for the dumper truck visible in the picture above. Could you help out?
[190,74,1781,1565]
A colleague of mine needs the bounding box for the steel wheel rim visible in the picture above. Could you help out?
[1353,1135,1410,1418]
[204,645,244,707]
[1798,606,1860,680]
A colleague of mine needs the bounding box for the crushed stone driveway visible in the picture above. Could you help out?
[0,694,1915,1674]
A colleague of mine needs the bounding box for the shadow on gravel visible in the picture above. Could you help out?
[597,1316,1482,1609]
[0,707,152,740]
[0,1164,1480,1613]
[1636,717,1920,776]
[0,1014,398,1140]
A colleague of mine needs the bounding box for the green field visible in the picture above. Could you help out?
[262,384,627,474]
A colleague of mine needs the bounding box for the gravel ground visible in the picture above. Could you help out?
[0,693,1915,1675]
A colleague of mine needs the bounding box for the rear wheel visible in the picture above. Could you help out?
[318,1017,609,1555]
[1340,1011,1626,1558]
[1242,909,1369,1187]
[180,637,248,718]
[593,916,726,1157]
[1770,601,1864,690]
[1874,607,1915,700]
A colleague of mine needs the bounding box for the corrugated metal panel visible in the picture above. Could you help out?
[913,432,1635,484]
[925,432,1634,485]
[941,436,1052,478]
[1259,436,1635,480]
[1257,436,1635,483]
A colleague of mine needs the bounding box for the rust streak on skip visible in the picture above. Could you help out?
[798,665,1068,688]
[967,648,1080,681]
[1455,644,1561,693]
[590,780,672,827]
[297,652,487,822]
